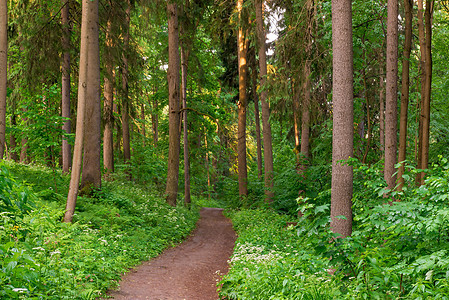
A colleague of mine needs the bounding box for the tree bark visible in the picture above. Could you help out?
[252,67,263,179]
[379,52,385,155]
[384,0,398,192]
[418,0,434,185]
[181,43,191,205]
[330,0,353,238]
[80,0,101,193]
[293,84,301,160]
[151,87,159,147]
[9,114,18,162]
[300,60,311,167]
[65,0,99,222]
[165,2,181,206]
[103,18,115,178]
[397,0,413,191]
[237,0,248,198]
[61,0,71,173]
[0,0,6,159]
[122,0,131,163]
[255,0,274,201]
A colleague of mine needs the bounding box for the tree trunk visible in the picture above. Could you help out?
[255,0,274,201]
[300,60,311,167]
[141,103,145,146]
[419,0,434,185]
[80,0,101,194]
[379,50,385,155]
[103,18,115,178]
[384,0,398,192]
[397,0,413,191]
[181,44,191,205]
[252,67,263,179]
[330,0,353,238]
[0,0,6,159]
[122,0,131,163]
[151,88,159,147]
[165,2,181,206]
[65,0,99,222]
[237,0,248,198]
[293,84,301,161]
[9,114,18,162]
[61,0,71,173]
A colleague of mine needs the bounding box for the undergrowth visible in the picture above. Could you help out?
[220,158,449,299]
[0,160,200,299]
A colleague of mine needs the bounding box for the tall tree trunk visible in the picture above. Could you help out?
[9,114,18,162]
[418,0,434,185]
[384,0,398,192]
[255,0,274,201]
[65,0,99,222]
[252,67,263,179]
[0,0,6,159]
[103,19,115,178]
[237,0,248,197]
[181,44,191,205]
[397,0,413,191]
[205,129,211,201]
[379,51,385,155]
[151,88,159,147]
[293,84,301,161]
[80,0,101,193]
[61,0,71,173]
[300,60,311,167]
[165,2,181,206]
[122,0,131,163]
[300,0,313,171]
[330,0,353,238]
[141,103,145,146]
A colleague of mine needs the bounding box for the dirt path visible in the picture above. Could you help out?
[108,207,236,300]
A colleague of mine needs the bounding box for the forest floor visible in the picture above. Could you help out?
[107,207,236,300]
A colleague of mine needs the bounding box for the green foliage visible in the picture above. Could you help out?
[0,162,199,299]
[221,159,449,299]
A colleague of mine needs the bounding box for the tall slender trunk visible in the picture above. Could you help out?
[379,52,385,156]
[181,44,191,205]
[300,60,311,167]
[80,0,101,193]
[205,130,211,201]
[122,0,131,163]
[0,0,6,159]
[252,67,263,179]
[9,114,18,162]
[330,0,353,238]
[165,2,181,206]
[61,0,71,172]
[384,0,398,192]
[151,87,159,147]
[237,0,248,197]
[103,19,115,178]
[255,0,274,201]
[419,0,434,185]
[397,0,413,190]
[65,0,99,222]
[293,84,301,160]
[141,103,145,146]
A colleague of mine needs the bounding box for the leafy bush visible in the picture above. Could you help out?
[220,158,449,299]
[0,161,199,299]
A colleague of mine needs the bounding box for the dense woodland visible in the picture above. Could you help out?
[1,0,449,298]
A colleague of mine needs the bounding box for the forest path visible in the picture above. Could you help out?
[108,207,236,300]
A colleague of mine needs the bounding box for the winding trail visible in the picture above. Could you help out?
[108,207,236,300]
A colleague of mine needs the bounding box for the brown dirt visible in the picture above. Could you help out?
[107,207,236,300]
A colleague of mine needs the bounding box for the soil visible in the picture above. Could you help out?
[107,207,236,300]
